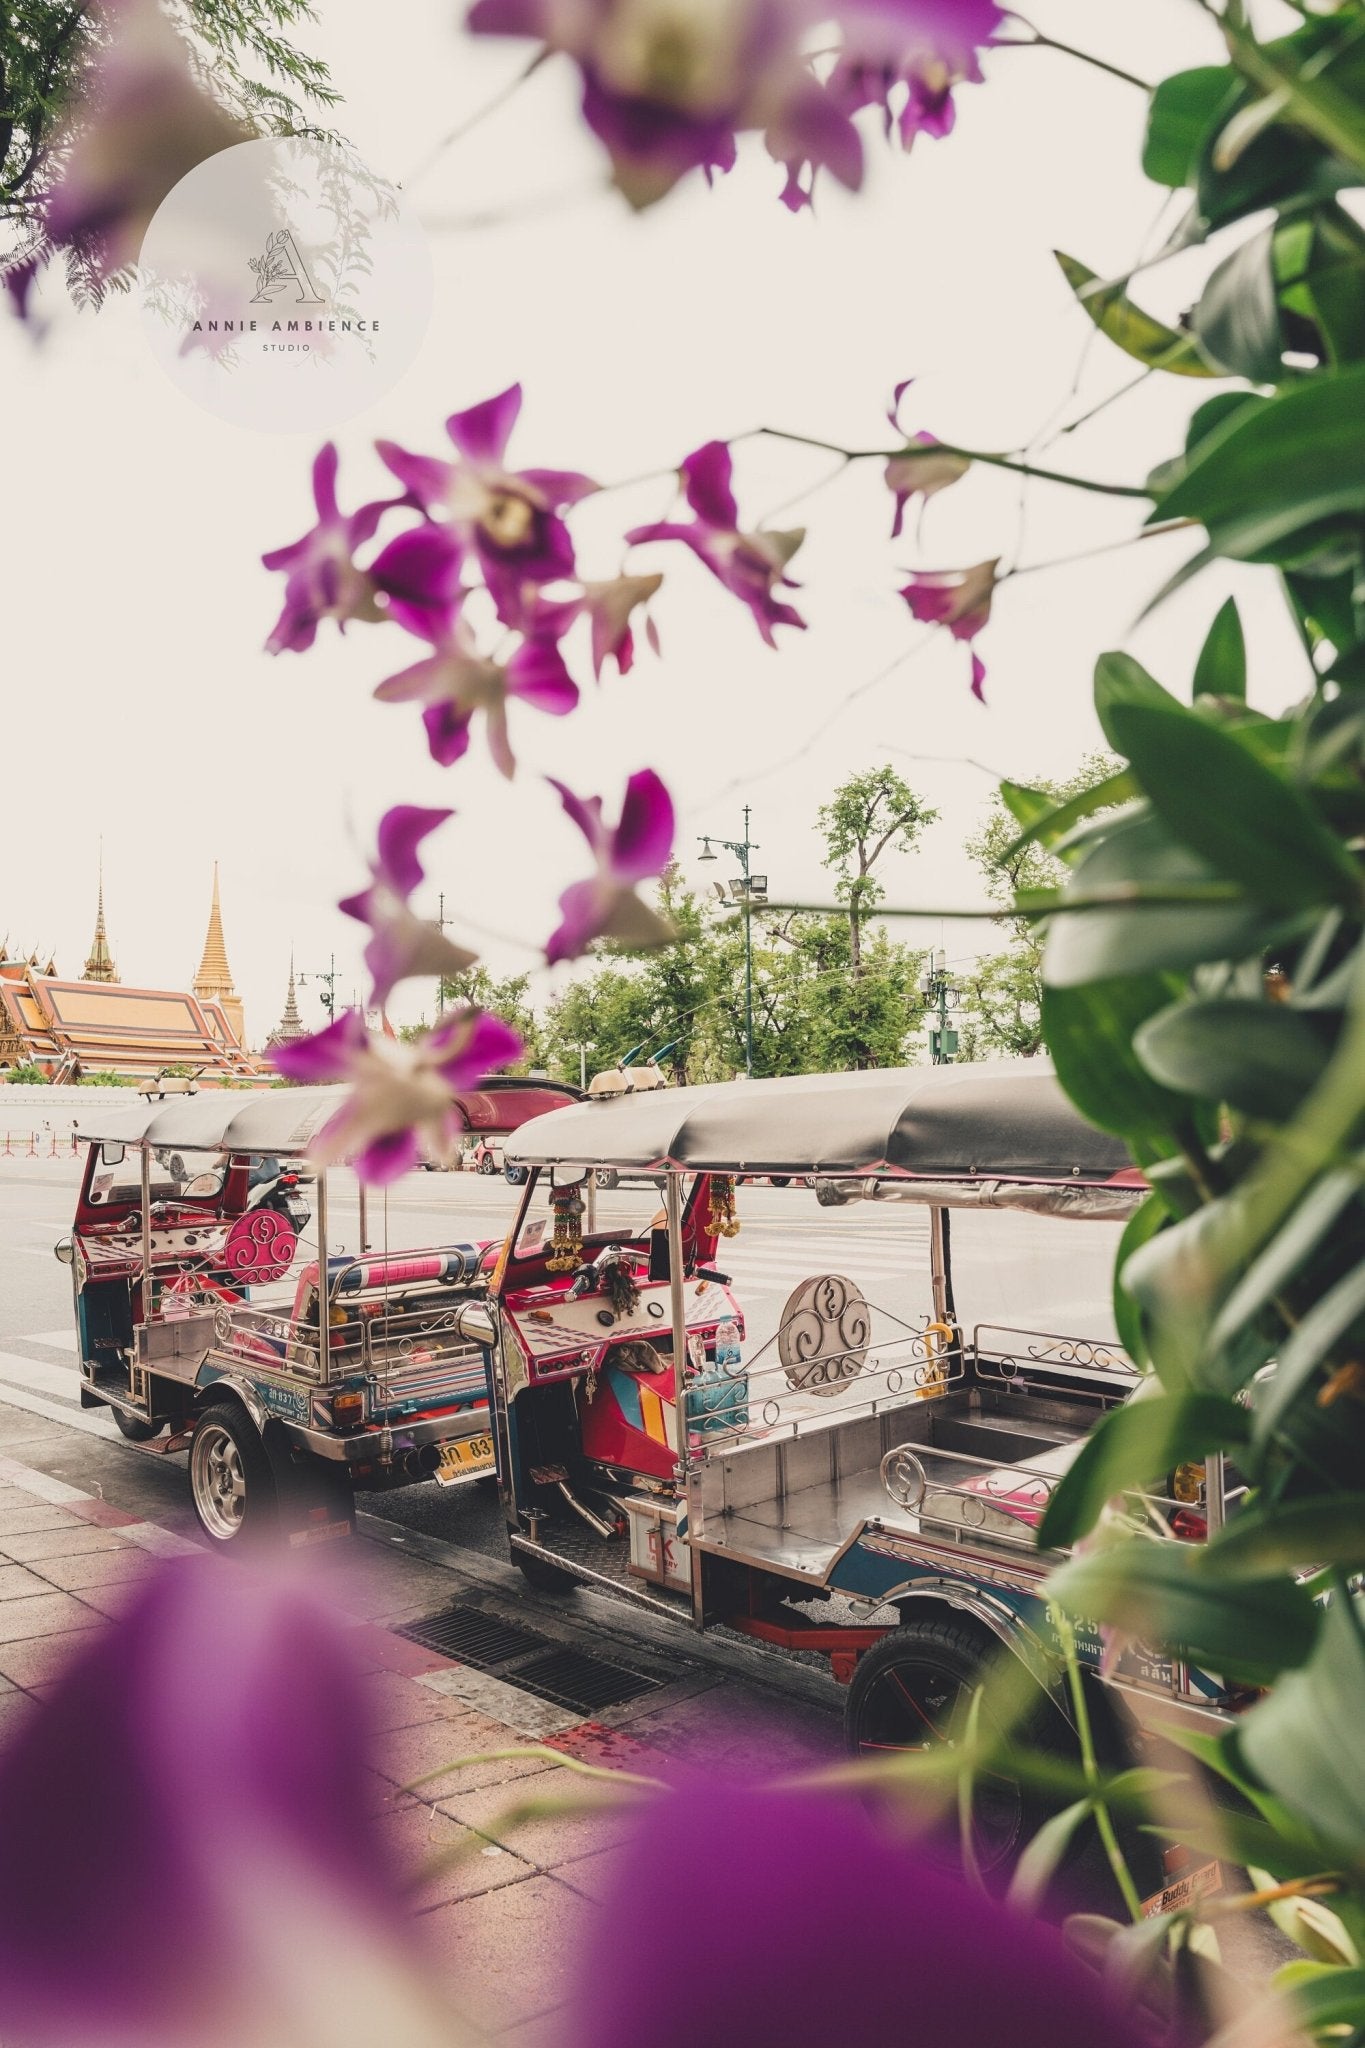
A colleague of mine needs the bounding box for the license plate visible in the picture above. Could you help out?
[1141,1860,1222,1919]
[433,1434,495,1486]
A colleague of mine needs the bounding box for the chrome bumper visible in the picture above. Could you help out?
[279,1407,489,1466]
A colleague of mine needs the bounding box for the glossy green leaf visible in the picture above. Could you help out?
[1208,1167,1359,1351]
[1240,1596,1365,1855]
[1006,1797,1093,1914]
[1048,1540,1319,1685]
[1192,225,1283,383]
[1223,19,1365,179]
[1140,1813,1341,1884]
[1042,977,1188,1144]
[1054,252,1220,377]
[1042,810,1276,988]
[1114,1193,1168,1367]
[1039,1390,1249,1550]
[1092,649,1177,745]
[1144,66,1235,187]
[1192,597,1247,701]
[999,769,1138,862]
[1134,998,1329,1119]
[1253,1258,1365,1445]
[1280,1965,1365,2034]
[1099,697,1361,907]
[1206,1495,1365,1576]
[1155,363,1365,563]
[1299,204,1365,369]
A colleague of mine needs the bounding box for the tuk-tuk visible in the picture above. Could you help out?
[479,1061,1242,1875]
[56,1076,577,1547]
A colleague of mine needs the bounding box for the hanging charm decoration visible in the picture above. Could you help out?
[706,1174,740,1238]
[599,1249,640,1319]
[546,1183,586,1273]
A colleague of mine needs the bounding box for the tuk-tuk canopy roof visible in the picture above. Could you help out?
[75,1077,581,1159]
[507,1061,1134,1185]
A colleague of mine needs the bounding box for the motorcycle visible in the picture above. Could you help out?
[245,1156,312,1237]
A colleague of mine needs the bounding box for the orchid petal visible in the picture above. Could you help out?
[507,637,579,714]
[679,442,740,530]
[611,770,675,883]
[422,702,474,768]
[375,804,452,897]
[272,1010,366,1083]
[445,384,523,467]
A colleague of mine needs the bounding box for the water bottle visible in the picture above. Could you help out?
[714,1317,741,1371]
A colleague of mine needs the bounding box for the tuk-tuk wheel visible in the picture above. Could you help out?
[844,1617,1055,1881]
[478,1154,496,1175]
[189,1403,276,1545]
[113,1409,162,1443]
[514,1548,578,1594]
[595,1168,618,1190]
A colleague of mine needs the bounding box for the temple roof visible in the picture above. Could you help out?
[83,867,118,984]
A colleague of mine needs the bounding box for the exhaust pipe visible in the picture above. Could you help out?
[553,1479,615,1541]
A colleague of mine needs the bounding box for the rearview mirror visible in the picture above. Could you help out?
[100,1142,125,1168]
[53,1236,74,1266]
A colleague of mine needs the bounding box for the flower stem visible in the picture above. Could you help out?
[749,426,1151,501]
[997,20,1152,93]
[1053,1608,1144,1922]
[404,50,549,188]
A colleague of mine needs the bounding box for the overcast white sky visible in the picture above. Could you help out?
[1,0,1309,1046]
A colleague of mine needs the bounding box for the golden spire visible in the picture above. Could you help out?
[193,862,235,998]
[83,847,119,984]
[267,952,305,1047]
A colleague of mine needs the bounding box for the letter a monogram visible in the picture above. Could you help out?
[248,228,324,305]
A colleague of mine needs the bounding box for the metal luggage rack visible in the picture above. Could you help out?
[685,1298,962,1459]
[972,1323,1139,1401]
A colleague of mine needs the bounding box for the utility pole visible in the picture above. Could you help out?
[437,893,446,1019]
[699,809,767,1080]
[919,948,959,1064]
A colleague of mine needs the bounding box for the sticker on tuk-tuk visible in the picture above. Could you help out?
[1141,1861,1222,1919]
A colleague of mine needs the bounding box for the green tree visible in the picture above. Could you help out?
[3,1,338,290]
[960,754,1120,1058]
[816,765,937,974]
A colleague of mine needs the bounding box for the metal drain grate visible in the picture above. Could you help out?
[510,1647,662,1714]
[397,1603,545,1668]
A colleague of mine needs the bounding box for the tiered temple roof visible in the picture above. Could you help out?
[0,870,258,1082]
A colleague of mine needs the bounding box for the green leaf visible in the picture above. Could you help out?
[1134,998,1329,1119]
[1141,1812,1342,1884]
[1193,597,1247,702]
[1049,1539,1320,1684]
[1096,676,1361,906]
[1192,224,1283,383]
[1155,362,1365,563]
[999,769,1139,862]
[1042,977,1188,1144]
[1092,649,1177,748]
[1207,1495,1365,1576]
[1144,66,1236,187]
[1208,1167,1359,1351]
[1039,1390,1249,1550]
[1042,809,1277,988]
[1054,252,1220,377]
[1280,1964,1365,2034]
[1006,1797,1094,1914]
[1253,1258,1365,1445]
[1298,203,1365,369]
[1114,1193,1168,1366]
[1223,18,1365,180]
[1239,1596,1365,1856]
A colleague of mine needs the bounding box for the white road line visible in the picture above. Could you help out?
[22,1331,76,1353]
[0,1353,85,1398]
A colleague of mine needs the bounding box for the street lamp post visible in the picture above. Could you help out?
[298,956,338,1020]
[699,807,766,1080]
[919,948,959,1065]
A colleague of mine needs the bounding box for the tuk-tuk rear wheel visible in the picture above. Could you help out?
[514,1547,578,1594]
[189,1403,276,1545]
[844,1616,1057,1881]
[113,1409,162,1443]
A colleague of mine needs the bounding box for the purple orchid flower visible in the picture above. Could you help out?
[338,805,478,1011]
[3,252,44,327]
[261,444,400,655]
[568,1777,1154,2048]
[375,385,596,624]
[368,520,466,640]
[830,0,1003,148]
[901,555,999,702]
[578,571,663,678]
[0,1556,453,2046]
[273,1006,524,1182]
[373,603,580,778]
[627,442,805,648]
[545,769,675,964]
[466,0,864,211]
[43,0,245,279]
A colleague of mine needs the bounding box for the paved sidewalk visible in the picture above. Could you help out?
[0,1436,838,2044]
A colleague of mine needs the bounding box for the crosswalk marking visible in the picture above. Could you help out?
[24,1330,76,1353]
[0,1354,114,1437]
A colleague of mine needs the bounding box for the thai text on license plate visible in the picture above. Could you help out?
[434,1434,495,1486]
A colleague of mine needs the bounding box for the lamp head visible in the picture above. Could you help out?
[698,838,717,862]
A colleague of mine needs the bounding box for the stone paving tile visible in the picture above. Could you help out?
[0,1506,80,1538]
[0,1563,55,1602]
[375,1713,564,1802]
[495,2005,573,2048]
[374,1798,537,1910]
[361,1669,475,1736]
[0,1690,38,1749]
[29,1547,162,1592]
[0,1525,132,1562]
[418,1874,595,2034]
[65,1579,147,1621]
[551,1846,621,1905]
[0,1627,102,1690]
[0,1590,103,1644]
[434,1779,637,1874]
